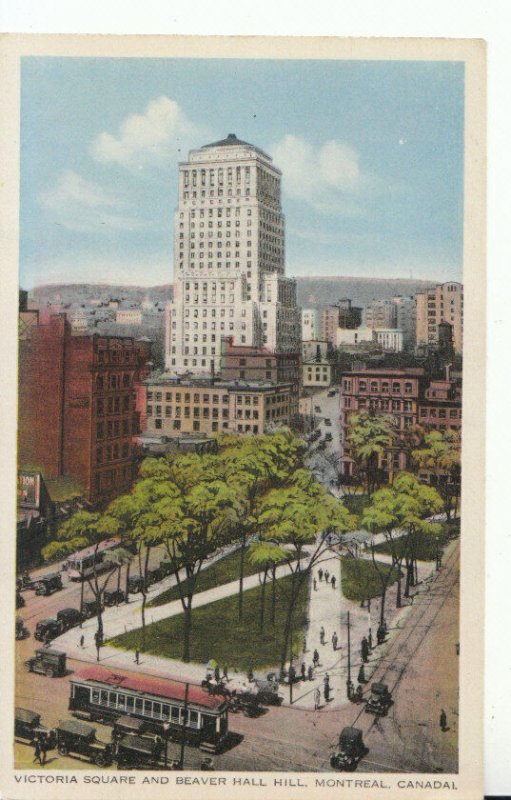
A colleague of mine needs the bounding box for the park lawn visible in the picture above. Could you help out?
[341,556,401,602]
[372,523,456,562]
[148,549,261,608]
[109,573,309,671]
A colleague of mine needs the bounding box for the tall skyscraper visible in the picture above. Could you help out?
[165,134,300,374]
[415,281,463,354]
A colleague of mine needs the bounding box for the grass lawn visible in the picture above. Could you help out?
[341,556,401,602]
[148,549,261,608]
[109,573,309,671]
[372,522,456,562]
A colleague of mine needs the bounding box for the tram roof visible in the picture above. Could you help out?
[66,538,120,561]
[72,665,226,710]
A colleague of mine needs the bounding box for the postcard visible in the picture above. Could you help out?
[0,34,485,800]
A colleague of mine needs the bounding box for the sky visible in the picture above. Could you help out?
[20,57,464,289]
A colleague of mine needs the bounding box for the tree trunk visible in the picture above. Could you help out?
[259,568,268,632]
[271,565,277,625]
[125,561,131,602]
[279,572,303,671]
[182,599,193,663]
[396,565,402,608]
[140,547,151,650]
[380,586,386,625]
[404,557,411,597]
[116,564,121,606]
[238,531,247,622]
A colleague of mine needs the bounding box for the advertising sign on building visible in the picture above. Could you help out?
[17,471,40,509]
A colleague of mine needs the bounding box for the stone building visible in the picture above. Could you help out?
[415,281,463,354]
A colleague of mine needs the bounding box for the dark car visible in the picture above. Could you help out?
[128,574,144,594]
[15,708,56,747]
[81,599,104,619]
[35,573,63,596]
[328,390,336,397]
[330,726,367,771]
[159,560,174,577]
[365,682,392,716]
[104,589,127,607]
[16,616,29,640]
[56,719,113,766]
[253,679,282,706]
[25,648,67,678]
[57,608,84,631]
[112,715,148,741]
[16,591,25,609]
[115,734,164,770]
[324,418,332,426]
[34,618,63,642]
[324,432,333,442]
[146,567,164,586]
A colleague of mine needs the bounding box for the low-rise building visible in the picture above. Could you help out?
[335,327,373,347]
[373,329,404,353]
[302,339,329,362]
[142,374,293,438]
[302,359,332,388]
[116,309,144,325]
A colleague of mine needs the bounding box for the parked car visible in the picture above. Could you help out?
[55,719,113,766]
[16,591,25,609]
[146,567,164,586]
[56,608,83,631]
[34,573,63,596]
[17,573,36,591]
[314,405,321,413]
[15,708,56,747]
[324,418,332,426]
[330,726,367,771]
[112,715,148,741]
[365,682,393,716]
[253,679,282,705]
[104,589,126,606]
[324,432,333,442]
[16,616,29,640]
[34,618,63,642]
[81,599,104,619]
[115,734,164,770]
[128,574,144,594]
[25,648,67,678]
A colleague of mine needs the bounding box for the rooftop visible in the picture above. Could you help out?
[200,133,270,160]
[144,371,291,391]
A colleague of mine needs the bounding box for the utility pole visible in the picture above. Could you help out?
[346,610,352,700]
[179,682,189,770]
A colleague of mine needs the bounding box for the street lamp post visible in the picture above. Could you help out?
[163,722,170,768]
[179,682,189,770]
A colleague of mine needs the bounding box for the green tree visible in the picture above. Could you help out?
[247,541,291,631]
[412,430,461,520]
[347,411,397,496]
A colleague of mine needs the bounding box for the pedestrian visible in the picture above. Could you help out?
[358,664,366,684]
[377,623,385,645]
[80,634,84,648]
[331,575,336,590]
[313,578,317,591]
[320,626,325,645]
[301,662,306,681]
[289,665,296,684]
[324,570,330,583]
[134,648,140,665]
[302,636,307,654]
[40,736,47,766]
[33,739,42,765]
[247,667,254,682]
[332,632,338,651]
[313,649,320,667]
[324,672,330,688]
[214,665,221,683]
[314,687,321,710]
[355,684,363,703]
[440,709,447,732]
[223,665,229,680]
[318,568,323,582]
[324,683,330,703]
[368,629,373,650]
[361,636,369,663]
[308,665,314,681]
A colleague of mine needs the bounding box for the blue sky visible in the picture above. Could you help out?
[20,57,464,288]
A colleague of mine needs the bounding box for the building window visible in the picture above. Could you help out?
[155,419,162,429]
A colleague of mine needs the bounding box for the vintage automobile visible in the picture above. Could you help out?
[330,726,367,771]
[15,708,56,747]
[16,591,25,609]
[16,616,29,640]
[25,648,67,678]
[324,418,332,426]
[115,734,164,770]
[55,719,113,766]
[253,678,282,705]
[229,690,261,717]
[146,567,164,586]
[81,599,104,619]
[112,715,149,741]
[127,574,144,594]
[327,390,336,397]
[34,573,63,596]
[324,432,333,442]
[365,682,393,716]
[34,618,63,642]
[104,589,127,607]
[17,573,36,591]
[56,608,84,631]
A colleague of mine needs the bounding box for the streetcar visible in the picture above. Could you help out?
[68,665,229,753]
[65,538,121,581]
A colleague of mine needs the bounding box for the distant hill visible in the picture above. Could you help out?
[28,276,436,311]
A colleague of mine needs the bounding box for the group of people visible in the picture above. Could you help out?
[314,568,336,592]
[32,732,50,766]
[318,626,339,652]
[313,672,332,709]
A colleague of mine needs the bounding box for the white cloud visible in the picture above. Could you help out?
[91,96,204,170]
[269,135,377,215]
[38,170,148,233]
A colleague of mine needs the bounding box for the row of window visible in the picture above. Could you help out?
[184,166,251,187]
[95,350,135,365]
[96,443,131,464]
[147,391,230,404]
[95,373,133,391]
[352,380,415,394]
[87,686,203,728]
[148,406,229,419]
[96,396,131,415]
[96,419,132,439]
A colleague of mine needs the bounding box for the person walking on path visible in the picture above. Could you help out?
[361,636,369,663]
[314,687,321,710]
[440,709,447,732]
[358,664,366,684]
[313,649,320,667]
[308,665,314,681]
[33,739,42,766]
[313,578,317,591]
[134,648,140,665]
[214,665,221,683]
[318,568,323,582]
[331,575,336,590]
[40,736,47,766]
[320,626,325,645]
[79,634,84,648]
[332,632,338,651]
[301,663,306,681]
[302,636,307,654]
[223,665,229,680]
[324,683,330,703]
[324,569,330,584]
[368,629,373,650]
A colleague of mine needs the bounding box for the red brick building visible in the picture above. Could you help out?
[339,366,462,477]
[18,314,151,506]
[219,336,300,416]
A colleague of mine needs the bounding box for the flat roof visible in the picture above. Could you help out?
[145,373,292,391]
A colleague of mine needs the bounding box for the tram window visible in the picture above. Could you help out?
[92,690,100,703]
[153,702,161,718]
[109,692,117,708]
[171,707,180,722]
[189,710,199,728]
[100,691,108,706]
[135,698,143,714]
[144,700,153,717]
[162,704,170,720]
[126,696,134,711]
[118,694,126,710]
